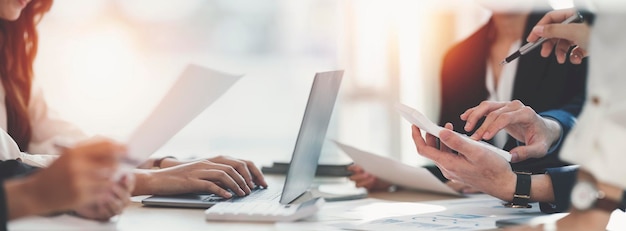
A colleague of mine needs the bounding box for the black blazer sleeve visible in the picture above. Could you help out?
[540,166,578,213]
[0,181,6,231]
[0,160,39,231]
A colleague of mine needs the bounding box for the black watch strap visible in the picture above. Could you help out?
[504,172,532,208]
[621,190,626,212]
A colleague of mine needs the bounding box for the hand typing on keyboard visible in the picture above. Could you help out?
[202,185,274,203]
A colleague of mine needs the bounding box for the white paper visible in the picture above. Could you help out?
[335,195,543,231]
[396,103,512,162]
[276,198,447,231]
[333,141,461,196]
[126,64,242,164]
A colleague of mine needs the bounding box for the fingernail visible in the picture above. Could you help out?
[239,188,246,195]
[482,132,491,139]
[464,122,471,130]
[532,26,544,36]
[225,192,233,198]
[511,152,519,162]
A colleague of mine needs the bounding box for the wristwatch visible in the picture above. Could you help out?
[504,172,532,208]
[570,172,622,212]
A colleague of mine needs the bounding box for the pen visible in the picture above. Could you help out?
[500,12,583,65]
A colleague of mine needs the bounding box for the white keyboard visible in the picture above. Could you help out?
[205,197,325,222]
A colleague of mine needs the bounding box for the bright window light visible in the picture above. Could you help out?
[549,0,574,10]
[117,0,205,22]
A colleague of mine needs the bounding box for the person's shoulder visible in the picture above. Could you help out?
[450,25,487,49]
[444,21,490,57]
[442,20,491,70]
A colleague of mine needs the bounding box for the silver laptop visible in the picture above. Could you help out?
[142,70,343,208]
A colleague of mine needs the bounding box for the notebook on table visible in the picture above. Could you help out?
[142,70,344,222]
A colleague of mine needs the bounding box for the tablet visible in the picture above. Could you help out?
[396,103,512,162]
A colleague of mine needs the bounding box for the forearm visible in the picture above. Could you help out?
[131,170,156,196]
[530,174,555,202]
[492,173,554,203]
[4,179,47,220]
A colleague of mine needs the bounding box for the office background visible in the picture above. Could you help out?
[34,0,574,167]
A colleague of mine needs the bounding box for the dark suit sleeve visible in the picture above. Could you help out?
[538,109,577,158]
[0,181,6,231]
[539,166,578,213]
[0,160,39,231]
[0,160,38,180]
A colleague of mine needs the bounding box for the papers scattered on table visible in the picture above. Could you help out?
[333,195,543,231]
[333,141,461,196]
[127,64,242,165]
[275,198,443,231]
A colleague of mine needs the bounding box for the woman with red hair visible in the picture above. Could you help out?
[0,0,135,224]
[0,0,267,219]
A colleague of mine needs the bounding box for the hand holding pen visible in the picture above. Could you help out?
[527,8,590,64]
[502,8,589,65]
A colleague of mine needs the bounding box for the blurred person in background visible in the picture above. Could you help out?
[507,6,626,231]
[0,0,266,212]
[414,6,626,231]
[0,0,133,221]
[350,0,590,209]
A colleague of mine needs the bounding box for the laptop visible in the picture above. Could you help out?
[142,70,344,208]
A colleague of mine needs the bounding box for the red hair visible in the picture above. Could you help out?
[0,0,53,151]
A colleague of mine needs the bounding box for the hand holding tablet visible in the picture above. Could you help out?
[396,103,512,162]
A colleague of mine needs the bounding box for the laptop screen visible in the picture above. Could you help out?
[279,71,343,204]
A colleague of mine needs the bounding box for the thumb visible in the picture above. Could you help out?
[439,130,482,160]
[509,144,545,163]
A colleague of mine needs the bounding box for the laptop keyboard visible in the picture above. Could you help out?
[202,186,282,203]
[231,187,281,202]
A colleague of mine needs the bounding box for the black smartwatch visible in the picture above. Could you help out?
[504,172,532,208]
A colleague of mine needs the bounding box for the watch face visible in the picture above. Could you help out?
[571,181,598,210]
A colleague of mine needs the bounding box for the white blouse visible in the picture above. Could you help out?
[485,40,521,148]
[560,10,626,189]
[0,81,87,167]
